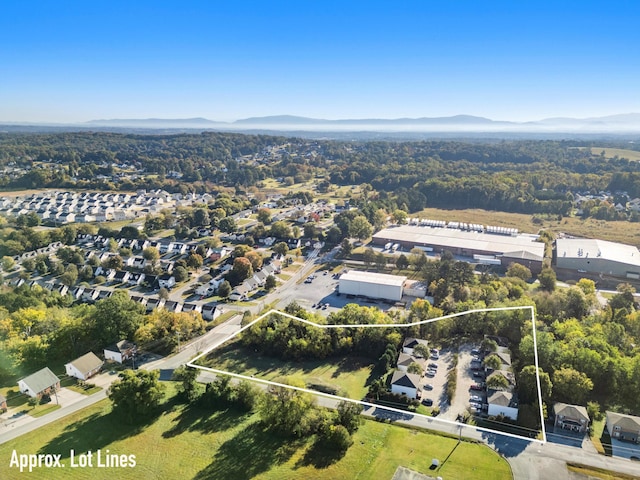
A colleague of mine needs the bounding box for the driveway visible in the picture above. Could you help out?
[611,437,640,460]
[52,387,86,407]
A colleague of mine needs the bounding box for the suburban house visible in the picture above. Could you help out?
[181,302,202,314]
[104,340,137,364]
[606,411,640,443]
[390,371,422,399]
[65,352,104,381]
[164,300,182,313]
[145,297,165,312]
[553,403,590,433]
[402,337,428,356]
[201,304,219,321]
[18,367,61,399]
[396,352,425,373]
[157,274,176,289]
[0,394,7,412]
[487,390,518,420]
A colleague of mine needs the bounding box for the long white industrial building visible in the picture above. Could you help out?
[372,224,545,273]
[339,271,407,302]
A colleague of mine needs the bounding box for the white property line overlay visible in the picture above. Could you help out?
[188,305,547,444]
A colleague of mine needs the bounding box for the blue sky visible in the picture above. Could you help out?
[1,1,639,123]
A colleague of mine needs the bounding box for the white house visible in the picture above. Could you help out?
[396,353,425,373]
[158,274,176,289]
[104,340,137,364]
[487,390,518,420]
[18,367,60,399]
[390,371,422,399]
[402,337,428,356]
[65,352,104,381]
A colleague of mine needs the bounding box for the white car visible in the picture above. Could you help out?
[470,395,482,402]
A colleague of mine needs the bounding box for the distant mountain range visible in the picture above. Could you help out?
[83,113,640,132]
[2,114,640,139]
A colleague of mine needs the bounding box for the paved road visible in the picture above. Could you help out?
[3,258,640,479]
[0,313,244,446]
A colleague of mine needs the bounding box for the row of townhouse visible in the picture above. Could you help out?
[77,233,231,262]
[0,189,220,224]
[228,262,281,301]
[9,276,221,322]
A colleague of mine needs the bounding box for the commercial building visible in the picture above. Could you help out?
[372,224,544,273]
[338,271,406,302]
[556,238,640,278]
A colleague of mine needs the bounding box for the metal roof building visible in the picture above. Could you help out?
[372,225,545,272]
[339,271,406,302]
[556,238,640,278]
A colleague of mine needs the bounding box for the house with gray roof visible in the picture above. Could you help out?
[65,352,104,381]
[390,371,422,399]
[554,403,590,433]
[606,411,640,443]
[18,367,60,399]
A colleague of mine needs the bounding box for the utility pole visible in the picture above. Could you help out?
[176,331,181,352]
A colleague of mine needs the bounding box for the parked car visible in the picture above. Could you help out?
[430,354,440,360]
[424,384,434,390]
[430,348,439,355]
[425,370,436,377]
[470,384,483,391]
[428,362,438,369]
[471,348,480,355]
[422,398,433,406]
[473,371,484,378]
[470,401,482,409]
[470,395,482,402]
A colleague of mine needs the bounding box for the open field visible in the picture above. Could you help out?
[200,342,375,400]
[0,386,511,480]
[589,147,640,161]
[416,207,640,246]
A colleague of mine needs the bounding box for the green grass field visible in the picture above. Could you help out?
[0,386,511,480]
[200,342,375,400]
[589,147,640,161]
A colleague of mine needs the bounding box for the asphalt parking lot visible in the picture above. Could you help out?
[442,344,486,421]
[419,348,453,410]
[277,269,397,316]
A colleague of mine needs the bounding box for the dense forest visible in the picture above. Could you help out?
[2,131,640,217]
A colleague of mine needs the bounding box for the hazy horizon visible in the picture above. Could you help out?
[1,1,640,124]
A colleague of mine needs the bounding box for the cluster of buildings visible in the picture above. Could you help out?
[0,189,215,224]
[373,222,545,274]
[16,341,137,401]
[390,337,430,399]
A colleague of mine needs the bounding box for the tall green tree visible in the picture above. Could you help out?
[108,369,166,424]
[93,290,146,345]
[258,377,316,437]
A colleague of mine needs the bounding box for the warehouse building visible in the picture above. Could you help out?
[339,271,406,302]
[372,225,545,273]
[556,238,640,278]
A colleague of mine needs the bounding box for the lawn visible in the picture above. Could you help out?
[415,207,640,246]
[589,147,640,161]
[199,342,376,400]
[0,387,511,480]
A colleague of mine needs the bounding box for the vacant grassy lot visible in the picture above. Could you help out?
[0,388,511,480]
[589,147,640,161]
[416,207,640,246]
[200,342,375,400]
